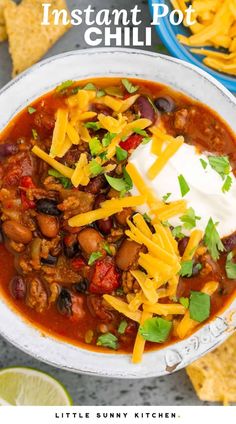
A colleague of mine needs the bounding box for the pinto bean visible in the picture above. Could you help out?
[2,220,32,244]
[115,239,141,271]
[78,228,104,256]
[37,214,59,238]
[115,208,133,227]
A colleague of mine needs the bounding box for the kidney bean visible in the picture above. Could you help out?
[9,275,26,300]
[36,198,61,216]
[115,239,141,271]
[97,218,113,235]
[57,289,72,316]
[0,143,18,159]
[154,96,176,113]
[78,228,104,256]
[37,214,59,238]
[84,175,107,195]
[63,234,79,259]
[135,96,156,122]
[178,236,189,257]
[0,228,3,244]
[2,220,32,244]
[73,279,89,294]
[222,232,236,252]
[41,254,58,265]
[115,208,132,227]
[94,194,106,209]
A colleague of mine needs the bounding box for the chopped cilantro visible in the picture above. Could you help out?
[56,80,74,93]
[121,79,139,94]
[222,175,232,193]
[97,333,118,350]
[116,146,128,162]
[105,167,132,194]
[162,192,171,203]
[133,128,148,137]
[180,260,193,277]
[142,137,151,145]
[180,207,201,230]
[179,297,189,309]
[27,106,36,115]
[32,129,38,140]
[88,159,103,177]
[139,317,172,343]
[208,155,230,179]
[172,226,185,239]
[84,122,101,131]
[225,252,236,279]
[48,169,72,188]
[103,242,112,255]
[189,291,210,322]
[89,137,103,156]
[102,132,116,147]
[83,82,96,91]
[96,89,106,98]
[105,86,124,98]
[204,217,224,261]
[178,174,190,197]
[143,213,151,223]
[88,251,103,266]
[118,320,128,334]
[200,158,207,170]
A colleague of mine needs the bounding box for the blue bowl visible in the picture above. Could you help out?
[149,0,236,92]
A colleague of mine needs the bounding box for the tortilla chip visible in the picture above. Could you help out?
[0,0,10,42]
[186,333,236,404]
[4,0,71,76]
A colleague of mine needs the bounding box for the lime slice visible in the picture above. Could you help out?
[0,367,73,406]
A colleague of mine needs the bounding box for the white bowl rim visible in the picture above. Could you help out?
[0,47,236,379]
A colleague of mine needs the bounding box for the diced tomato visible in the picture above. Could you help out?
[119,134,143,151]
[89,257,120,294]
[71,257,86,271]
[20,176,36,209]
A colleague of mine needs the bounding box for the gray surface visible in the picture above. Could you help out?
[0,0,204,406]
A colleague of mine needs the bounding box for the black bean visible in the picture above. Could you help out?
[154,96,176,113]
[135,96,156,123]
[63,235,79,259]
[9,275,26,300]
[0,143,18,159]
[36,199,61,216]
[57,289,72,316]
[41,254,58,265]
[73,279,89,294]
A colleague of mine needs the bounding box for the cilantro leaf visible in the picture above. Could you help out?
[208,155,230,179]
[103,242,112,255]
[225,252,236,279]
[96,89,106,98]
[84,122,101,131]
[180,260,193,277]
[200,158,207,170]
[32,129,38,140]
[88,159,103,177]
[105,86,124,98]
[97,333,118,350]
[222,175,232,193]
[118,320,128,334]
[179,297,189,309]
[172,226,185,240]
[88,251,103,266]
[48,169,72,188]
[116,146,128,162]
[189,291,210,322]
[142,213,151,223]
[133,128,148,137]
[83,83,96,91]
[28,106,36,115]
[180,207,201,230]
[204,218,224,261]
[89,137,103,156]
[56,80,74,93]
[121,79,139,94]
[139,317,172,343]
[102,132,116,147]
[178,174,190,197]
[142,137,151,145]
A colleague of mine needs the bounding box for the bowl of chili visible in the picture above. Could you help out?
[0,48,235,378]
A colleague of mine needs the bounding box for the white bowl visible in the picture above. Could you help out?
[0,48,236,378]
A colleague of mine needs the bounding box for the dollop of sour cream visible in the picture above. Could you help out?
[130,142,236,238]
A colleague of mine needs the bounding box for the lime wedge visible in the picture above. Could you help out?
[0,367,73,406]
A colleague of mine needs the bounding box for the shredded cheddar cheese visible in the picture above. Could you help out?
[50,108,69,158]
[32,146,73,179]
[182,229,203,261]
[103,295,142,323]
[147,137,184,180]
